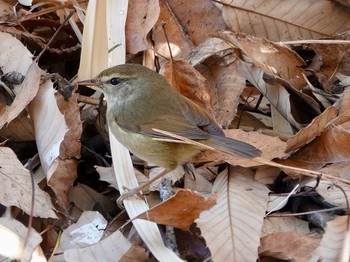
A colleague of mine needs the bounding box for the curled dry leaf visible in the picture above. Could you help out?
[161,60,215,116]
[196,167,269,261]
[0,147,57,218]
[286,106,339,152]
[0,62,41,129]
[218,0,350,41]
[137,190,217,230]
[126,0,160,54]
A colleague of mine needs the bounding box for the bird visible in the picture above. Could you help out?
[79,64,261,204]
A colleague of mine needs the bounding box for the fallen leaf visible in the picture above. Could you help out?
[0,62,41,129]
[136,190,217,230]
[259,231,320,261]
[126,0,160,54]
[219,0,350,41]
[196,167,269,261]
[0,217,43,261]
[161,60,215,116]
[59,211,107,250]
[64,230,131,262]
[310,216,350,261]
[0,147,57,218]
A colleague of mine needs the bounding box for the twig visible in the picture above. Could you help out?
[34,10,75,63]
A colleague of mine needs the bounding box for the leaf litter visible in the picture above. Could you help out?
[0,0,350,261]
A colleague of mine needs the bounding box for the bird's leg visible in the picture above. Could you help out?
[117,168,170,208]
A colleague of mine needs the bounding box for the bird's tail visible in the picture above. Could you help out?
[201,135,261,158]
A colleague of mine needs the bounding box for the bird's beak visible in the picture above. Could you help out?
[78,79,102,91]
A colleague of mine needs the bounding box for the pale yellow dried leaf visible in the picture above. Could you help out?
[310,216,350,261]
[64,230,131,262]
[77,0,108,80]
[0,32,32,75]
[260,232,320,261]
[261,217,310,237]
[0,147,57,218]
[220,0,350,41]
[27,81,68,179]
[196,167,269,261]
[0,62,41,129]
[0,217,43,261]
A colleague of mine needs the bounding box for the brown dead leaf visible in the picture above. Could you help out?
[259,232,320,261]
[166,0,228,45]
[286,106,339,152]
[161,60,215,116]
[218,31,306,90]
[46,92,82,208]
[136,190,217,230]
[193,129,287,167]
[126,0,159,54]
[307,32,350,93]
[0,147,57,218]
[152,0,194,62]
[0,62,41,129]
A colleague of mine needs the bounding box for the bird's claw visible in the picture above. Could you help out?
[116,186,145,209]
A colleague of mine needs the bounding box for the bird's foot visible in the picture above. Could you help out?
[117,186,145,209]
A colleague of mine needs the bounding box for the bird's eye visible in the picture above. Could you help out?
[110,77,120,85]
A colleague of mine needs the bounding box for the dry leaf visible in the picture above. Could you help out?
[0,217,43,261]
[261,217,310,237]
[310,216,350,261]
[161,60,215,116]
[196,167,269,261]
[286,106,339,152]
[0,147,57,218]
[259,231,320,261]
[152,0,194,63]
[126,0,160,54]
[59,211,107,251]
[219,0,350,41]
[64,230,131,262]
[137,190,217,230]
[0,62,41,129]
[166,0,228,45]
[307,32,350,92]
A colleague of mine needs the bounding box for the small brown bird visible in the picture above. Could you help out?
[80,64,261,202]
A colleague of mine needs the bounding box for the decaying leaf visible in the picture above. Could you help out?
[137,190,217,230]
[161,60,215,116]
[0,147,57,218]
[64,230,131,262]
[219,0,350,41]
[310,216,350,261]
[0,217,43,261]
[126,0,160,54]
[196,167,269,261]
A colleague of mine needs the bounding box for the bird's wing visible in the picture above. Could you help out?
[115,96,223,140]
